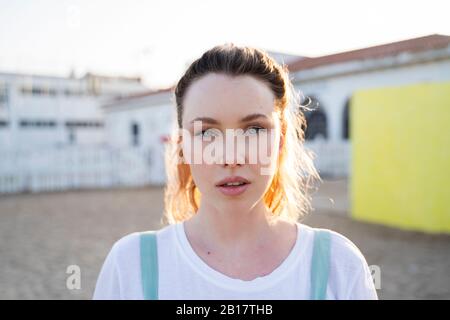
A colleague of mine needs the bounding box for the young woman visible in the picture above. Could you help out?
[93,44,378,300]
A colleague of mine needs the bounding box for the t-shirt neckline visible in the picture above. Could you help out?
[174,220,306,292]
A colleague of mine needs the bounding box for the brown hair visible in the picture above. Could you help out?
[162,43,320,225]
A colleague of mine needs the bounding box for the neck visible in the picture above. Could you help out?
[185,200,278,252]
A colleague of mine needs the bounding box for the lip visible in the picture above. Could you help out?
[215,176,250,197]
[216,183,250,196]
[215,176,250,187]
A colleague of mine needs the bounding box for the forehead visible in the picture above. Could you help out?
[182,73,276,126]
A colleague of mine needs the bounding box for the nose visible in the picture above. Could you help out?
[223,161,242,168]
[222,144,246,167]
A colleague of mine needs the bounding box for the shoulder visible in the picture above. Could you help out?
[326,228,370,273]
[110,224,176,258]
[93,232,141,299]
[110,231,140,254]
[329,229,367,262]
[300,223,370,273]
[300,224,377,299]
[322,228,377,299]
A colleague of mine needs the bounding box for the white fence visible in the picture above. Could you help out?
[0,141,350,194]
[305,140,351,178]
[0,146,161,194]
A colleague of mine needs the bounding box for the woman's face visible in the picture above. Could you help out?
[181,73,282,211]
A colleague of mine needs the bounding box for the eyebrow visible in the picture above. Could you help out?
[189,113,270,125]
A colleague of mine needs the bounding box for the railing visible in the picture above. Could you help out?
[0,141,351,194]
[305,140,351,178]
[0,145,158,194]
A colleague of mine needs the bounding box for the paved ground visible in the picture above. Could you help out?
[0,179,449,299]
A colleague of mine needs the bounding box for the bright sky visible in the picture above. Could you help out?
[0,0,449,89]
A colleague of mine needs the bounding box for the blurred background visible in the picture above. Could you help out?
[0,0,449,299]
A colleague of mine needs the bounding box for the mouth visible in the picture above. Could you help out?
[215,176,250,196]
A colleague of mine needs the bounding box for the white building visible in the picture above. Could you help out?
[102,88,174,185]
[0,72,148,150]
[0,71,150,193]
[265,50,308,65]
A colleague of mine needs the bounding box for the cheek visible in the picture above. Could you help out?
[251,129,279,174]
[189,164,213,190]
[182,135,218,164]
[248,162,274,186]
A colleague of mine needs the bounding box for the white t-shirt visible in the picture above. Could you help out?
[93,222,378,300]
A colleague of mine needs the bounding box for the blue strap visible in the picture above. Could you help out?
[140,231,159,300]
[310,229,331,300]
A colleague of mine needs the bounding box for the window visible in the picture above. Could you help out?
[68,129,76,144]
[65,121,104,128]
[21,86,33,95]
[131,122,140,147]
[0,85,8,104]
[302,95,328,140]
[31,87,44,95]
[21,86,59,96]
[342,98,350,140]
[64,89,84,96]
[19,120,57,128]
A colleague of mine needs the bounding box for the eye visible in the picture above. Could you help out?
[195,128,221,138]
[245,126,266,135]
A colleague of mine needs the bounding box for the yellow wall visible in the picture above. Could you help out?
[351,81,450,233]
